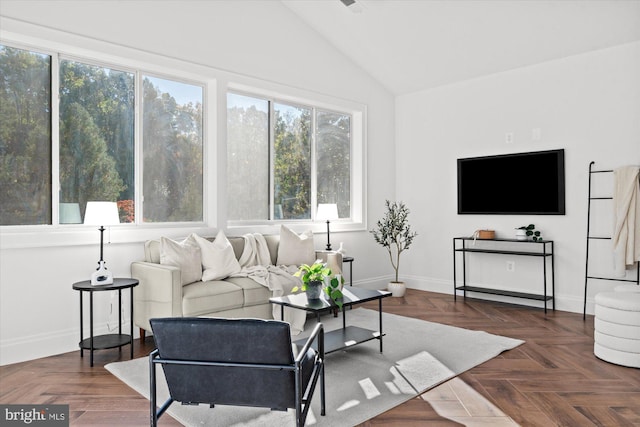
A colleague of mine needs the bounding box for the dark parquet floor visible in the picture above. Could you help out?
[1,289,639,426]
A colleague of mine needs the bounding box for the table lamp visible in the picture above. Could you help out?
[59,202,82,224]
[317,203,339,251]
[84,201,120,286]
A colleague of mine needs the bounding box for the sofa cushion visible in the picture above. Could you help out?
[225,276,272,307]
[182,281,244,316]
[276,225,316,266]
[190,231,242,281]
[147,234,281,266]
[145,239,162,263]
[159,237,202,286]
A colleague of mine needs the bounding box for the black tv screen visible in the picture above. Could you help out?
[457,149,565,215]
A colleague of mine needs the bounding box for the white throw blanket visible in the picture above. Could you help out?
[232,233,306,334]
[612,166,640,277]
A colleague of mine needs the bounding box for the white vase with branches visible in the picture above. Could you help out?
[370,200,418,297]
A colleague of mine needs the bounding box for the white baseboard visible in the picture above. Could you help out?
[354,275,594,317]
[0,320,134,366]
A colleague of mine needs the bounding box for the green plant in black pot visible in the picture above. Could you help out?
[293,261,344,309]
[516,224,542,241]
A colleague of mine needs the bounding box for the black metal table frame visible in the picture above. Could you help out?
[73,278,138,366]
[270,287,390,354]
[453,237,555,313]
[342,256,354,286]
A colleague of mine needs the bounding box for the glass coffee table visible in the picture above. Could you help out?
[270,287,391,354]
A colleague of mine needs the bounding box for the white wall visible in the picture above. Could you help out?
[396,41,640,313]
[0,1,396,365]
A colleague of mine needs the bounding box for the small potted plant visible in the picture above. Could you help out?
[293,261,344,308]
[516,224,542,241]
[370,200,418,297]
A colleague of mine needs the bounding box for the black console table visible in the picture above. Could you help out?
[453,237,555,313]
[72,278,138,366]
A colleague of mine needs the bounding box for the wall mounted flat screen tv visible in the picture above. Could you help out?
[457,149,565,215]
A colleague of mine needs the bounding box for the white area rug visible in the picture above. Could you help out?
[106,308,523,426]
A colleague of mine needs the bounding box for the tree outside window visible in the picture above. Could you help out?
[227,92,351,222]
[59,59,132,222]
[0,45,52,225]
[1,44,204,226]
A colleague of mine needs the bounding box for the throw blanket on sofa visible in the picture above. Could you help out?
[233,233,306,334]
[238,233,272,267]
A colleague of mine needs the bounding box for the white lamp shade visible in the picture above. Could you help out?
[59,203,82,224]
[317,203,339,221]
[84,201,120,226]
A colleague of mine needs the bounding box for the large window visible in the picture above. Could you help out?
[0,43,204,226]
[274,102,312,220]
[227,92,351,222]
[142,76,203,222]
[0,46,52,225]
[59,59,134,223]
[316,110,351,218]
[227,94,269,220]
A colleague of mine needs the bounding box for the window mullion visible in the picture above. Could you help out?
[268,99,275,221]
[51,53,61,225]
[310,109,318,219]
[134,71,143,225]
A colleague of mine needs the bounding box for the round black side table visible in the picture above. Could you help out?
[72,278,139,367]
[343,256,354,286]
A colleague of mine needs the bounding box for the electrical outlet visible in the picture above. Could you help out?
[505,132,514,144]
[506,261,515,272]
[532,128,542,141]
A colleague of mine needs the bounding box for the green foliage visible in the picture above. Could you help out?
[0,46,52,224]
[516,224,543,241]
[274,106,311,219]
[292,261,344,309]
[59,60,135,202]
[371,200,418,283]
[323,275,345,309]
[59,103,126,211]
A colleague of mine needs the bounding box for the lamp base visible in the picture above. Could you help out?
[91,261,113,286]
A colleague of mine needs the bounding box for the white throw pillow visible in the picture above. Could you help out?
[190,231,242,281]
[276,225,316,266]
[159,237,202,286]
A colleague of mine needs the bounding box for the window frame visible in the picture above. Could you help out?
[0,30,366,249]
[225,84,366,234]
[138,71,207,225]
[0,36,215,249]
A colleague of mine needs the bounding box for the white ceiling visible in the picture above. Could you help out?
[282,0,640,95]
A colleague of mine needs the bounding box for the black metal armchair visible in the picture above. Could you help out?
[149,317,325,427]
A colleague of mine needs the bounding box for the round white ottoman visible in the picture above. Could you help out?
[594,291,640,368]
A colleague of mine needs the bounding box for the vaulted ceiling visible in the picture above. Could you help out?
[282,0,640,95]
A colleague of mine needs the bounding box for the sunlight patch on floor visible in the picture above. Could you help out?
[421,377,520,426]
